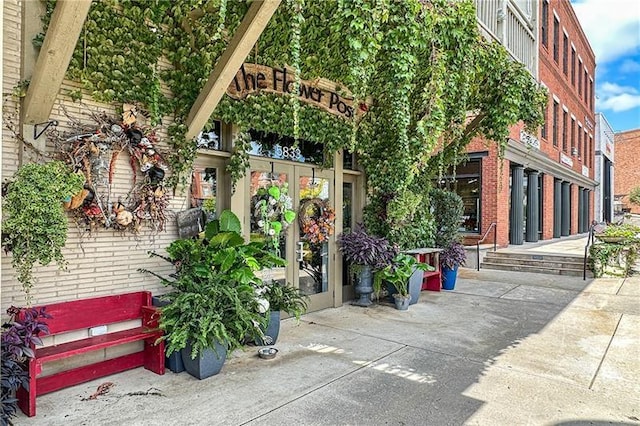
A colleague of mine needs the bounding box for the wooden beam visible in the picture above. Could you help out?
[185,0,281,140]
[22,0,92,124]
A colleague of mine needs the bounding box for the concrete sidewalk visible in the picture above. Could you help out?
[16,269,640,425]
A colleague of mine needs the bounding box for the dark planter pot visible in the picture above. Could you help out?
[181,341,227,380]
[152,296,184,373]
[393,294,411,311]
[408,266,423,305]
[255,311,281,346]
[353,265,373,307]
[441,265,459,290]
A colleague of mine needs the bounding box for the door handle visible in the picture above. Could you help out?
[296,241,306,262]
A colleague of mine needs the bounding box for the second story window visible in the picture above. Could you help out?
[542,1,549,48]
[584,69,589,103]
[552,100,559,147]
[590,79,594,111]
[578,126,583,159]
[562,110,568,152]
[563,34,568,75]
[571,117,576,155]
[553,16,560,63]
[571,48,576,86]
[578,59,583,94]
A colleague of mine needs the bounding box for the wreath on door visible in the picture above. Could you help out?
[298,198,336,245]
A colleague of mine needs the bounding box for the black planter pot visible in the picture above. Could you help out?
[181,341,227,380]
[152,296,184,373]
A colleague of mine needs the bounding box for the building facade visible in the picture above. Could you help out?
[460,0,597,247]
[594,113,615,223]
[614,129,640,214]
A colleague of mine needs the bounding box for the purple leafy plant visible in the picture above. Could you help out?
[439,241,467,269]
[337,224,398,270]
[1,306,51,424]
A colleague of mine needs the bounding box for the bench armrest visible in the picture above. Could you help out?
[141,306,161,330]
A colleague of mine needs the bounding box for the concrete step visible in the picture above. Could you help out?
[480,261,592,277]
[487,251,585,263]
[482,256,585,270]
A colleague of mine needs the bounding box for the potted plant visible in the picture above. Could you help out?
[440,241,467,290]
[338,224,398,307]
[141,210,285,379]
[255,281,309,345]
[374,253,432,309]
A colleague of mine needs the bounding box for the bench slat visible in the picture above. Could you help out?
[38,352,145,396]
[36,327,162,364]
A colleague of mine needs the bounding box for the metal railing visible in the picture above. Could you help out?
[477,222,498,271]
[583,222,599,280]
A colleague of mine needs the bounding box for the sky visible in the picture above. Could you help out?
[572,0,640,132]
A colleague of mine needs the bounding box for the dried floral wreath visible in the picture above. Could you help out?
[299,198,335,245]
[52,106,170,233]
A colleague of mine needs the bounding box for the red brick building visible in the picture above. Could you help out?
[460,0,597,247]
[614,129,640,214]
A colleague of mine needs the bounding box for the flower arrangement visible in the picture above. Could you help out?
[251,182,296,251]
[299,198,336,245]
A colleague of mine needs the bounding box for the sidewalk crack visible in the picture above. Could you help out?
[588,313,623,390]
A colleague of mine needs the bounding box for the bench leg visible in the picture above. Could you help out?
[144,337,165,375]
[17,357,37,417]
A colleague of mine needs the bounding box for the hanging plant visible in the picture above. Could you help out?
[2,161,85,302]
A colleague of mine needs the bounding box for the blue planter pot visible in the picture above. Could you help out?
[255,311,281,346]
[441,265,458,290]
[152,296,185,373]
[181,341,227,380]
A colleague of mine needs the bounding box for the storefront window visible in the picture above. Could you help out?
[191,167,217,221]
[195,120,222,150]
[437,160,481,233]
[248,129,324,165]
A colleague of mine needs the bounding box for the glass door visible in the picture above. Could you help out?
[248,159,334,312]
[294,167,334,311]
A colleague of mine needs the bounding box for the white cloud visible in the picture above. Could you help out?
[597,82,640,112]
[619,59,640,73]
[572,0,640,63]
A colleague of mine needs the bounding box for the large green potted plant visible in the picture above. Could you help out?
[141,210,285,379]
[374,253,432,309]
[338,224,398,307]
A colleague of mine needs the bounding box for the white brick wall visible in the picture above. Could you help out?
[1,3,188,311]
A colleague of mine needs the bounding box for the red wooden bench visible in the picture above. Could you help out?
[17,291,165,417]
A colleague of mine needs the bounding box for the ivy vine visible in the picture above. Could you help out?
[34,0,545,248]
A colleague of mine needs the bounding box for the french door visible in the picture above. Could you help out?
[248,158,335,312]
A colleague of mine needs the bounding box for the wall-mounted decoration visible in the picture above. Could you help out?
[52,109,170,233]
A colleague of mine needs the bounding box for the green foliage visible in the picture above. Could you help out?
[37,0,545,234]
[373,253,430,298]
[429,188,464,248]
[2,162,85,302]
[629,187,640,206]
[263,282,308,321]
[597,223,640,240]
[140,210,286,358]
[590,242,639,278]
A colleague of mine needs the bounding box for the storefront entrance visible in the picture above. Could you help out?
[248,158,335,312]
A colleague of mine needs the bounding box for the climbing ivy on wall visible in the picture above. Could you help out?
[36,0,545,247]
